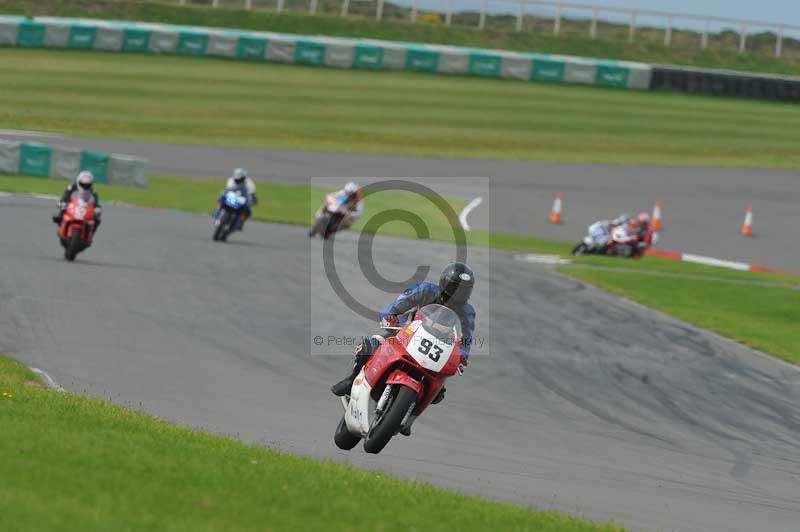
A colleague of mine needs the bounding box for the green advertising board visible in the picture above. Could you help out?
[68,25,96,49]
[80,151,109,184]
[122,28,151,52]
[353,45,383,70]
[469,53,502,77]
[176,31,209,56]
[17,21,45,48]
[18,143,52,177]
[596,64,630,88]
[295,40,326,65]
[236,36,267,60]
[405,48,439,72]
[531,58,566,82]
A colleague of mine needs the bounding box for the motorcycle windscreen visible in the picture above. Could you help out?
[73,189,95,205]
[405,304,462,373]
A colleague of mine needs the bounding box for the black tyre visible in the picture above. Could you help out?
[363,385,417,454]
[323,213,345,239]
[572,243,588,256]
[64,228,82,261]
[309,215,328,238]
[333,415,360,451]
[213,211,232,242]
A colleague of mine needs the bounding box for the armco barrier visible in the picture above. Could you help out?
[0,139,147,188]
[0,16,653,90]
[650,65,800,102]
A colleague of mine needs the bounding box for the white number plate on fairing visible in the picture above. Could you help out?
[407,327,454,373]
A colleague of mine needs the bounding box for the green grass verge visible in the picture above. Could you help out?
[2,49,800,167]
[4,0,800,77]
[562,268,800,366]
[0,355,623,532]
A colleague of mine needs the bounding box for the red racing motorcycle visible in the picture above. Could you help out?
[58,191,97,261]
[334,304,464,454]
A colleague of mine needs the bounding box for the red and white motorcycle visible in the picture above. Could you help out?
[334,304,464,454]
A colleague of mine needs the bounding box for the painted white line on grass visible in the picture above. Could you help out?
[31,194,60,201]
[0,129,64,139]
[514,253,572,265]
[459,196,483,231]
[30,367,66,392]
[682,253,750,271]
[0,192,10,198]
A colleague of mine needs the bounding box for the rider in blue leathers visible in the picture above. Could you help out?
[216,168,258,231]
[331,262,476,433]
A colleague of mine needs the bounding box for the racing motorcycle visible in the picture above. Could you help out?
[213,188,249,242]
[58,190,98,261]
[334,304,464,454]
[572,224,644,258]
[309,193,352,239]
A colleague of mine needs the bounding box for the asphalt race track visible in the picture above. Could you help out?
[2,195,799,532]
[2,132,799,270]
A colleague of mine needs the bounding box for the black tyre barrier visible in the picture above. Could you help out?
[651,65,800,102]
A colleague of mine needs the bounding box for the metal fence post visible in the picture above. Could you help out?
[590,8,597,39]
[212,0,219,7]
[376,0,385,21]
[411,0,417,23]
[341,0,350,16]
[664,16,672,46]
[479,0,488,29]
[701,18,709,49]
[628,11,636,42]
[554,3,562,35]
[776,25,784,58]
[739,24,747,53]
[446,0,453,26]
[245,0,252,9]
[516,0,524,32]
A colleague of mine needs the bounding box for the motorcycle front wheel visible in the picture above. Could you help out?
[363,385,417,454]
[64,227,82,261]
[213,211,232,242]
[572,242,589,256]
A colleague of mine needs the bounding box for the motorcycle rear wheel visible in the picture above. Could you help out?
[363,385,416,454]
[333,415,360,450]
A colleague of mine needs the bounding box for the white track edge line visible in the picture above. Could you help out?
[459,196,483,231]
[30,367,66,392]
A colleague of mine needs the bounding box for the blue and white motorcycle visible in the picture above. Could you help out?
[213,188,250,242]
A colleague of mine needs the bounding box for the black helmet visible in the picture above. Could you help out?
[439,262,474,307]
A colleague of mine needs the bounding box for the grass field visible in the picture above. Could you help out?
[0,356,624,532]
[2,49,799,168]
[4,0,800,76]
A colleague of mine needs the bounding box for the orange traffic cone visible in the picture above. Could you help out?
[652,200,663,231]
[741,205,753,236]
[549,193,563,225]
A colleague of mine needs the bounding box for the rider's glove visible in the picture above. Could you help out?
[380,315,400,329]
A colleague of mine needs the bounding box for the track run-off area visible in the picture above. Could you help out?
[2,195,799,532]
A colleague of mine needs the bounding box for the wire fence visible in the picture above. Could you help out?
[135,0,800,58]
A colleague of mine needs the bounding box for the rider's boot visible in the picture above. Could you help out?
[331,336,383,397]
